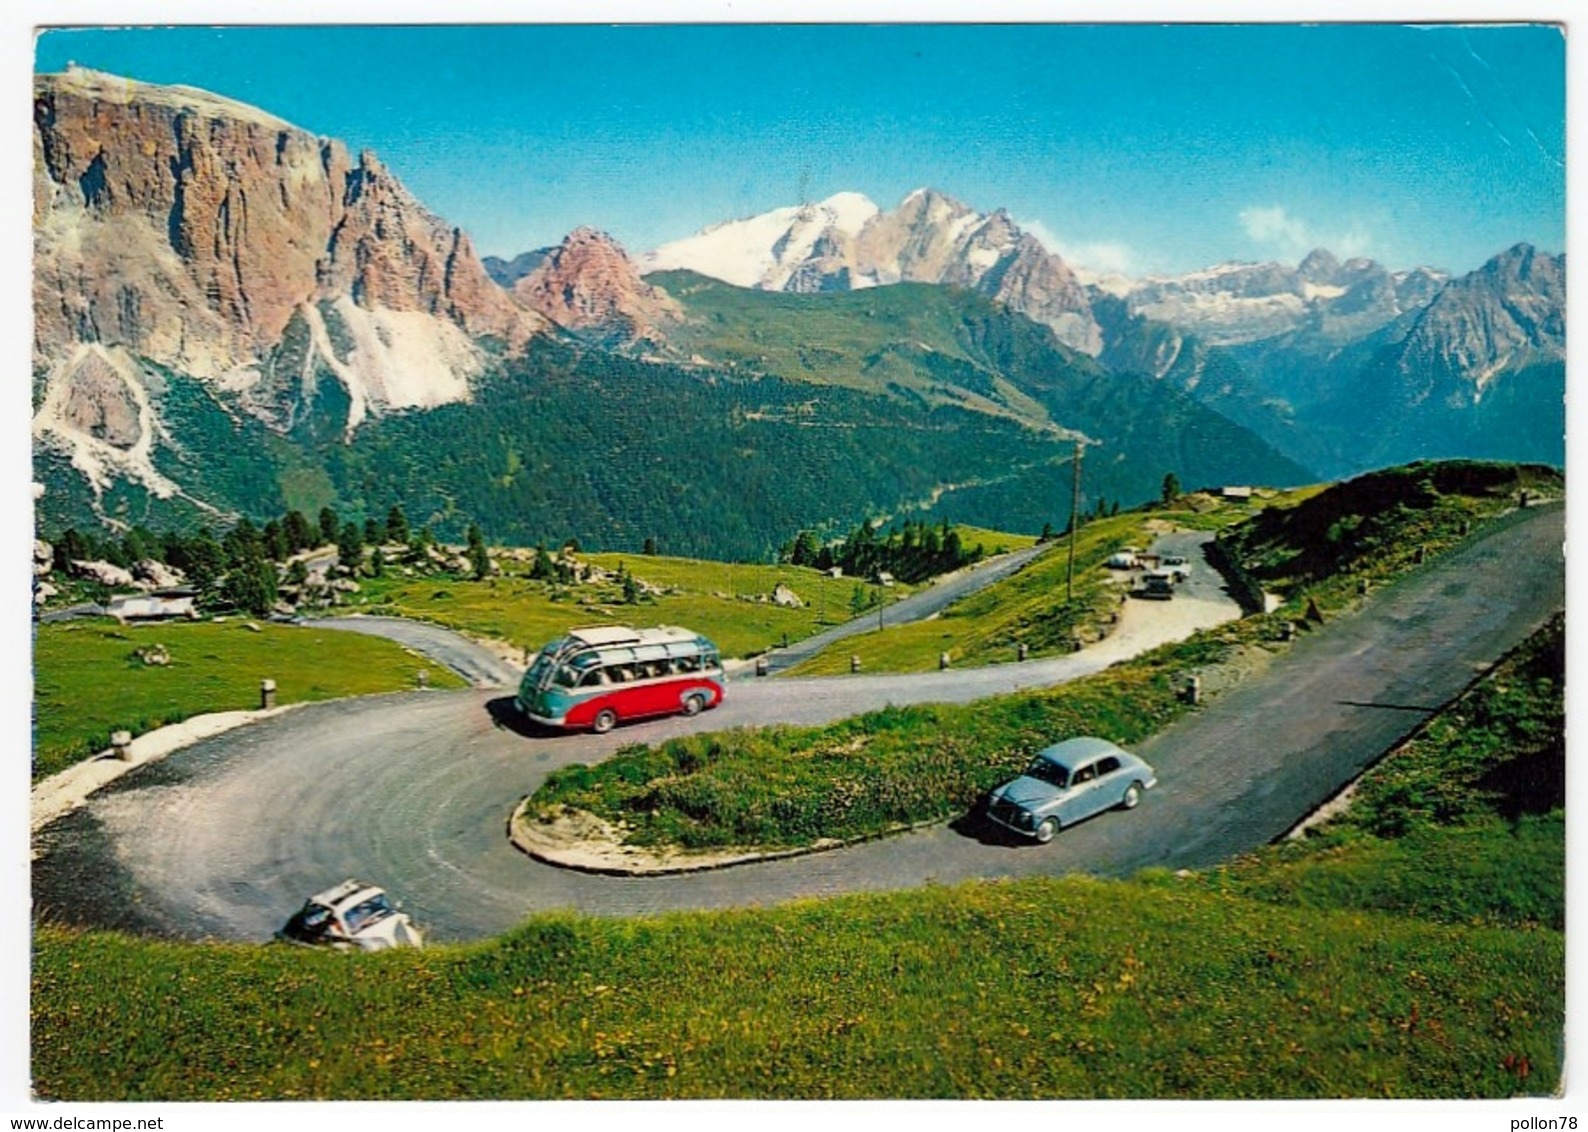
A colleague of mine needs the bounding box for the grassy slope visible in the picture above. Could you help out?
[656,272,1036,419]
[352,554,899,660]
[31,877,1558,1101]
[32,620,467,780]
[1225,460,1563,609]
[786,511,1146,675]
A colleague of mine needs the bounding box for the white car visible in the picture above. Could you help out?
[277,880,423,951]
[1160,555,1192,582]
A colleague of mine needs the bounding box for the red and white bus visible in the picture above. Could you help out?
[515,625,725,733]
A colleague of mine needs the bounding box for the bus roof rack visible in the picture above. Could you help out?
[566,625,701,649]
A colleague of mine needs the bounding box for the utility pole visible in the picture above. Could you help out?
[1066,438,1083,602]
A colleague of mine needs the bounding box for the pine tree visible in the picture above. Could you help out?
[283,510,314,554]
[1162,472,1181,506]
[530,542,553,581]
[467,523,490,581]
[386,505,410,546]
[262,520,288,562]
[180,530,227,598]
[337,521,364,572]
[221,543,277,615]
[318,507,340,546]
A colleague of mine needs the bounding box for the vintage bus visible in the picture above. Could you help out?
[515,625,725,733]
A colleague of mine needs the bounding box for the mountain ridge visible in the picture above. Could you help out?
[30,67,1562,549]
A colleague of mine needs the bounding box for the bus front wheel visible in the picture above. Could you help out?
[591,709,618,734]
[681,693,706,717]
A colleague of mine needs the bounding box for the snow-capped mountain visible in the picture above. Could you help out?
[1121,252,1448,348]
[643,192,880,291]
[643,188,1101,354]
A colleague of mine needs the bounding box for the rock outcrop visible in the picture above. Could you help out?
[514,227,680,345]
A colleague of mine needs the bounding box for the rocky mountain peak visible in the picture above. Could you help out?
[32,68,550,516]
[1395,243,1564,398]
[514,227,680,344]
[1298,247,1341,283]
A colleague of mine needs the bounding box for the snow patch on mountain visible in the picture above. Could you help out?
[642,192,879,288]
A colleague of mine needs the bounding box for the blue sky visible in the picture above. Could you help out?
[33,23,1565,276]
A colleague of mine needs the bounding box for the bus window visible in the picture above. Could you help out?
[579,669,606,688]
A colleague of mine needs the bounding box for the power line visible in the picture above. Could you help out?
[1066,439,1083,603]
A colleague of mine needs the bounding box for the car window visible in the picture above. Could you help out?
[1096,756,1121,776]
[1026,761,1068,788]
[1071,763,1097,785]
[342,894,393,935]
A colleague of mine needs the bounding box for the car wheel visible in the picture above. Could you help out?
[1035,817,1059,844]
[592,709,618,734]
[1120,782,1142,810]
[681,693,706,717]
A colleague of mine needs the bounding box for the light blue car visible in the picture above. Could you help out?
[985,737,1157,843]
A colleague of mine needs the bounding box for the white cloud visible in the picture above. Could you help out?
[1021,219,1136,276]
[1238,205,1372,262]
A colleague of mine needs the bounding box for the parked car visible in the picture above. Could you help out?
[1105,548,1140,570]
[277,880,423,951]
[984,737,1157,843]
[1160,555,1192,582]
[1141,570,1175,599]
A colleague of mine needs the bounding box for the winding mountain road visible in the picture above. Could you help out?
[32,508,1562,944]
[756,540,1053,675]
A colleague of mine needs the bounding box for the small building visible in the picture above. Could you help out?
[1220,485,1254,501]
[107,589,198,622]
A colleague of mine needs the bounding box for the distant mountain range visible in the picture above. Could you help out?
[642,191,1563,475]
[31,67,1564,551]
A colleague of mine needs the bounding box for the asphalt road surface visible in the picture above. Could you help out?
[308,615,521,688]
[756,541,1052,675]
[32,508,1562,944]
